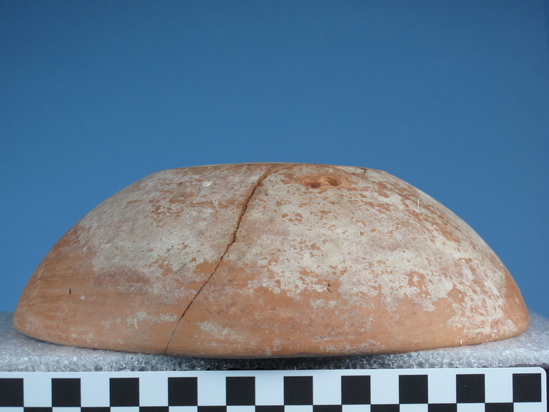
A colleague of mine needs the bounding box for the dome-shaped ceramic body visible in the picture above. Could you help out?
[14,163,529,357]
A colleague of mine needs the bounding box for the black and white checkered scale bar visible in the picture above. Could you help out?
[0,368,546,412]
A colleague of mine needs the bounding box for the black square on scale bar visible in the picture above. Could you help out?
[110,377,140,406]
[370,405,399,412]
[168,377,198,406]
[256,406,284,412]
[399,375,428,404]
[81,408,110,412]
[140,408,169,412]
[427,405,457,412]
[52,378,81,406]
[198,406,226,412]
[513,373,542,402]
[226,376,255,405]
[0,378,24,406]
[456,374,485,403]
[314,405,342,412]
[485,403,513,412]
[341,375,371,405]
[284,376,313,405]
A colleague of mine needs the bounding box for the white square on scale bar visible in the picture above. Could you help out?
[111,407,140,412]
[23,374,51,407]
[313,372,341,405]
[53,408,80,412]
[169,407,198,412]
[456,404,485,412]
[427,370,456,404]
[255,373,284,406]
[342,406,370,412]
[400,405,429,412]
[227,406,255,412]
[514,403,547,412]
[197,374,226,406]
[80,373,110,407]
[138,373,169,406]
[370,371,398,405]
[484,369,513,403]
[284,405,313,412]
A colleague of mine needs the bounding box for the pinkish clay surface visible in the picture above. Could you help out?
[14,164,529,357]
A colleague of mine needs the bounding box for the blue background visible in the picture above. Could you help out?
[2,1,548,321]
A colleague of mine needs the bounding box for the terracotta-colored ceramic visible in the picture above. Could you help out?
[14,164,529,357]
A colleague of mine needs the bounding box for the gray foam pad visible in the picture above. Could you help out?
[1,311,547,372]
